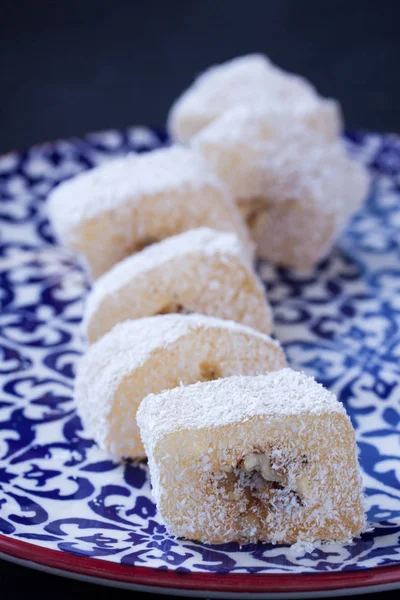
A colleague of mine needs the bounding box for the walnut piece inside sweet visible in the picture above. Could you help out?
[133,237,159,252]
[242,452,283,483]
[244,199,272,230]
[157,302,192,315]
[217,450,310,512]
[294,475,310,497]
[199,361,221,382]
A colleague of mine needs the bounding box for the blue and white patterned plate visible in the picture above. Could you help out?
[0,128,400,597]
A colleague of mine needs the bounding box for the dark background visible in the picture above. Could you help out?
[1,1,400,598]
[1,0,400,155]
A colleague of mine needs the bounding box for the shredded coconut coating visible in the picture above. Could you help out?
[138,369,345,445]
[75,314,286,458]
[192,106,370,269]
[168,54,342,143]
[138,369,365,544]
[83,227,272,343]
[48,145,252,278]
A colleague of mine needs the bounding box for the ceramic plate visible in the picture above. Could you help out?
[1,128,400,598]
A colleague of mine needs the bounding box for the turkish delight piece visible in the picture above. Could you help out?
[75,314,286,458]
[138,369,365,544]
[83,227,272,343]
[168,54,341,143]
[193,107,369,269]
[48,146,252,279]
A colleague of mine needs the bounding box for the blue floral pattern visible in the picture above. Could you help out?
[0,128,400,574]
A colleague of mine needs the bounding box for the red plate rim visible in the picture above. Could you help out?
[1,533,400,594]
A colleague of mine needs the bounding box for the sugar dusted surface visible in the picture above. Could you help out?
[76,313,284,457]
[192,105,369,268]
[77,313,280,416]
[138,369,364,545]
[168,54,341,142]
[138,368,348,449]
[48,146,224,240]
[84,227,247,327]
[193,105,370,213]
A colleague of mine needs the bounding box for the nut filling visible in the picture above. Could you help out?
[243,199,272,230]
[217,449,310,515]
[157,303,193,315]
[133,237,159,253]
[199,361,222,382]
[241,197,300,232]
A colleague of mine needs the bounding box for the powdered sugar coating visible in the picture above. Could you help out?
[138,369,347,453]
[138,370,365,544]
[77,314,280,406]
[84,227,245,326]
[168,54,341,143]
[193,106,370,268]
[76,314,285,457]
[193,105,369,211]
[47,144,253,278]
[48,146,224,241]
[83,227,271,341]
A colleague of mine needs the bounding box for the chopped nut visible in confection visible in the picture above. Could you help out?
[76,314,286,458]
[193,106,370,269]
[137,369,365,544]
[83,228,272,343]
[157,303,192,315]
[242,452,284,483]
[199,361,221,382]
[132,237,159,253]
[295,476,310,497]
[48,146,252,279]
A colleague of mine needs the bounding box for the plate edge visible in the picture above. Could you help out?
[1,533,400,594]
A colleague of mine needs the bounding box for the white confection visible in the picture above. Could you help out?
[83,227,272,342]
[48,145,253,278]
[49,146,219,238]
[84,227,243,325]
[192,106,370,269]
[138,369,346,453]
[168,54,341,142]
[75,314,286,458]
[138,369,365,544]
[193,105,367,211]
